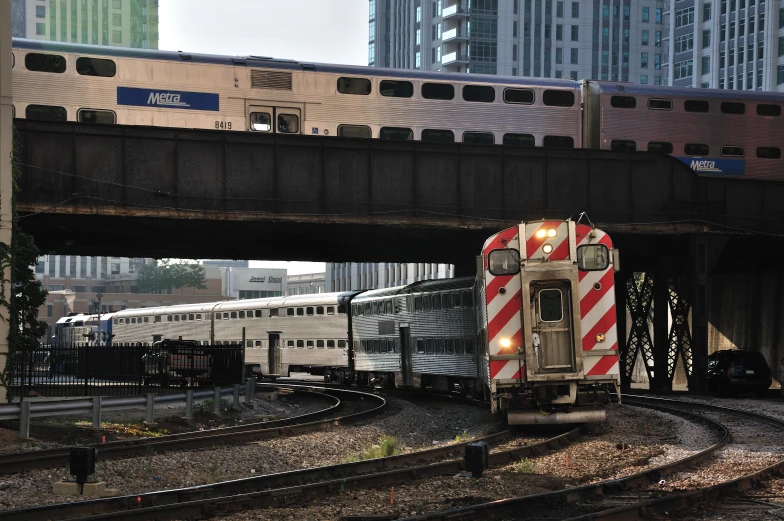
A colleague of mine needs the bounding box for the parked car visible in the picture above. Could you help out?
[707,349,772,397]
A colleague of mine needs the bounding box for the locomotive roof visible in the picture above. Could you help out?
[588,80,784,102]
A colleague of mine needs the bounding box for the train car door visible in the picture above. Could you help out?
[268,333,281,375]
[530,283,576,374]
[399,325,413,386]
[247,104,302,135]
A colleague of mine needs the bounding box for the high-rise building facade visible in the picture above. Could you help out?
[327,262,453,292]
[11,0,159,49]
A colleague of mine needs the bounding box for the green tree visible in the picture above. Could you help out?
[136,260,207,294]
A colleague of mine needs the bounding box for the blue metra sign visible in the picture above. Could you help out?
[117,87,220,111]
[676,157,746,176]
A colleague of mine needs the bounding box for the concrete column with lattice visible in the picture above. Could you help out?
[0,0,14,404]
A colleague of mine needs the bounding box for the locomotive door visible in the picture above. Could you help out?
[247,104,302,135]
[530,283,575,374]
[399,325,413,386]
[268,333,281,375]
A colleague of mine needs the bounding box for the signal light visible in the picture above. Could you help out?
[542,244,554,254]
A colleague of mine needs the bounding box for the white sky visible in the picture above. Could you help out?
[160,1,369,275]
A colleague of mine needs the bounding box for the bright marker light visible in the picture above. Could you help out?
[596,333,606,343]
[547,229,557,238]
[500,338,512,348]
[535,229,547,239]
[542,244,554,254]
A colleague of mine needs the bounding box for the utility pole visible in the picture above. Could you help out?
[0,0,14,403]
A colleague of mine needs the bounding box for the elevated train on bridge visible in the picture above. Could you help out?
[10,38,784,181]
[55,219,620,424]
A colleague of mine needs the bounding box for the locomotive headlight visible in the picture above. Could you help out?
[547,229,557,238]
[535,229,547,239]
[542,244,554,254]
[595,333,606,343]
[500,337,512,348]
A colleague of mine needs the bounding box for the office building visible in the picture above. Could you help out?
[287,273,327,295]
[326,262,453,292]
[11,0,159,49]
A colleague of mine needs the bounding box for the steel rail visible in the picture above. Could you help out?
[0,384,380,475]
[0,423,580,521]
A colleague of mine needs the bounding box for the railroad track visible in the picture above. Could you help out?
[0,420,580,520]
[0,384,383,475]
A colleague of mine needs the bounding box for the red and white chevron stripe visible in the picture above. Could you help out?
[523,221,571,260]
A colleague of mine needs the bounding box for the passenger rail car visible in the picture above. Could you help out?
[10,38,784,180]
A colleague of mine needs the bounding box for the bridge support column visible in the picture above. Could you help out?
[615,271,629,391]
[690,235,710,395]
[652,273,672,393]
[0,0,13,403]
[622,273,655,390]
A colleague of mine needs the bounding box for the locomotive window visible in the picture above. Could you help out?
[721,102,745,115]
[26,105,67,122]
[757,104,782,117]
[297,340,304,348]
[503,88,534,104]
[426,338,435,354]
[76,57,116,77]
[684,143,709,155]
[338,339,346,348]
[610,95,636,108]
[435,338,445,354]
[543,135,574,148]
[432,294,441,310]
[255,310,262,318]
[542,90,575,107]
[306,307,314,316]
[503,133,536,147]
[466,338,475,354]
[463,132,494,145]
[230,312,237,319]
[647,141,674,154]
[78,109,116,125]
[757,147,782,159]
[379,126,413,141]
[307,340,314,348]
[417,339,425,353]
[721,146,745,157]
[414,296,423,312]
[380,80,414,97]
[327,306,335,315]
[317,340,325,348]
[648,98,673,110]
[327,340,335,348]
[238,311,245,319]
[421,129,455,143]
[25,52,66,73]
[316,306,324,315]
[422,82,455,100]
[381,340,388,354]
[287,308,295,316]
[539,289,564,322]
[684,100,710,113]
[296,307,304,316]
[577,244,610,271]
[489,249,521,276]
[452,293,461,308]
[445,338,454,354]
[337,77,372,95]
[278,113,299,133]
[611,140,636,151]
[463,290,473,308]
[337,125,372,138]
[250,112,271,132]
[455,338,465,354]
[463,84,495,103]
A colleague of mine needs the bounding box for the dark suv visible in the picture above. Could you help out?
[707,349,772,397]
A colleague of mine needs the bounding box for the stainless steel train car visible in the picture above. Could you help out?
[11,38,784,180]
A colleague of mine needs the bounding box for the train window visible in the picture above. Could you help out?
[223,312,230,319]
[278,113,299,133]
[756,104,781,117]
[435,338,445,354]
[577,244,609,271]
[155,316,161,323]
[230,311,237,319]
[417,339,425,353]
[422,83,455,100]
[246,340,252,348]
[287,308,295,316]
[379,127,413,141]
[440,294,449,309]
[611,140,636,152]
[188,313,194,320]
[381,340,388,354]
[174,315,180,322]
[25,53,66,73]
[721,102,745,115]
[463,85,495,103]
[452,293,461,308]
[306,307,314,316]
[489,249,521,276]
[463,132,494,145]
[359,340,366,353]
[423,295,432,312]
[255,340,261,347]
[462,290,473,308]
[466,338,475,354]
[268,309,278,317]
[647,142,674,154]
[421,129,455,143]
[542,90,575,107]
[327,306,335,315]
[296,308,304,316]
[288,340,294,347]
[385,300,392,314]
[355,304,363,316]
[196,314,201,320]
[503,88,534,104]
[337,77,372,95]
[684,100,710,113]
[307,340,315,348]
[255,310,262,318]
[338,340,347,348]
[648,99,673,110]
[180,314,187,321]
[721,146,745,157]
[455,338,465,354]
[131,318,136,324]
[757,147,782,159]
[76,57,116,77]
[317,340,324,348]
[212,314,218,321]
[327,340,335,348]
[445,339,454,354]
[338,304,347,314]
[297,340,304,348]
[316,306,324,315]
[539,289,564,322]
[543,135,574,148]
[684,143,709,155]
[337,125,372,138]
[238,311,245,319]
[77,109,116,125]
[432,294,441,310]
[503,133,536,147]
[380,80,414,98]
[426,338,435,354]
[364,303,371,315]
[26,104,67,122]
[250,112,271,132]
[610,96,636,109]
[414,296,423,312]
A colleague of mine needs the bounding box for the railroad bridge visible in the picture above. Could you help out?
[13,119,784,394]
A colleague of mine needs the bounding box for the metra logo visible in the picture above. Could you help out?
[147,92,190,108]
[690,160,722,173]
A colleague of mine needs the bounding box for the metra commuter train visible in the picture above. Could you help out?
[55,219,620,425]
[11,38,784,181]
